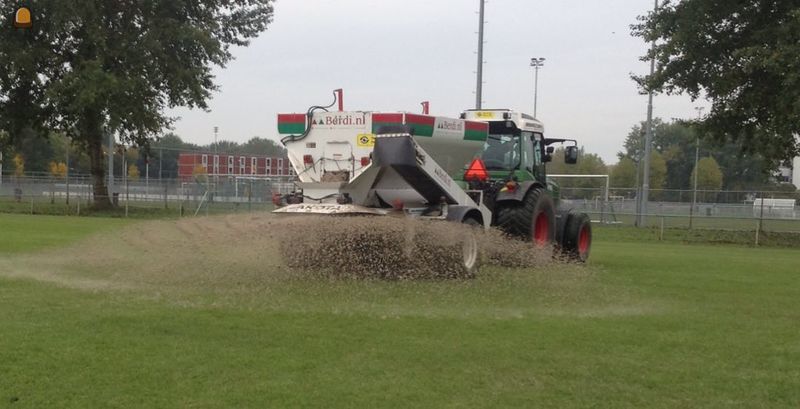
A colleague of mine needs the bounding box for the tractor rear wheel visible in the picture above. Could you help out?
[496,187,556,247]
[561,212,592,262]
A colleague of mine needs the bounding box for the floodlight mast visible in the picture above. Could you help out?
[530,58,546,118]
[637,0,659,228]
[475,0,486,109]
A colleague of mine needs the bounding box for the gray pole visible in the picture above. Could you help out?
[530,58,545,118]
[475,0,485,109]
[65,138,70,205]
[107,128,114,194]
[534,65,539,118]
[213,126,219,200]
[690,107,703,229]
[638,0,659,228]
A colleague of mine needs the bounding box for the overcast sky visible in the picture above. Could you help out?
[170,0,705,163]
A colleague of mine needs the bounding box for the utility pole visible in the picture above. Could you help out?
[107,128,114,196]
[65,138,70,205]
[530,57,546,118]
[213,126,219,200]
[637,0,659,228]
[475,0,486,109]
[689,107,704,229]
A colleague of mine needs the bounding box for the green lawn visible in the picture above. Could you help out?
[0,215,798,408]
[0,214,131,254]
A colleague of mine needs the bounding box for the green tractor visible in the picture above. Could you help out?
[459,109,592,261]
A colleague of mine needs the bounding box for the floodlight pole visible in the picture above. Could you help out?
[475,0,485,109]
[65,138,70,205]
[531,58,545,118]
[690,107,703,229]
[107,127,114,197]
[638,0,659,228]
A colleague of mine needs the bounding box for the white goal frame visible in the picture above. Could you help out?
[547,174,611,223]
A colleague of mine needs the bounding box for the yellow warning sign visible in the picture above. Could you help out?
[356,133,375,147]
[475,111,496,119]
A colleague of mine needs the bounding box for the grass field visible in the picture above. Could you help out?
[0,214,798,408]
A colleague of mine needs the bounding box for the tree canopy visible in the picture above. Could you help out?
[0,0,274,206]
[620,119,778,190]
[632,1,800,161]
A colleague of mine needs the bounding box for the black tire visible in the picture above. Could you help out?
[496,187,556,247]
[562,212,592,262]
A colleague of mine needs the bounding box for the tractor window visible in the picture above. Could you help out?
[481,134,520,170]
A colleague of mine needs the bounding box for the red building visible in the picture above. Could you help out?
[178,152,293,180]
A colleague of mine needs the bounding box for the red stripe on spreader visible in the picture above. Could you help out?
[405,114,435,126]
[372,113,404,123]
[277,113,305,124]
[465,121,488,132]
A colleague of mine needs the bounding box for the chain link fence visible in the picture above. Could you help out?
[558,186,800,238]
[0,174,296,217]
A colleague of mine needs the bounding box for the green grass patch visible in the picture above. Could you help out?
[0,215,798,407]
[0,214,130,254]
[594,223,800,248]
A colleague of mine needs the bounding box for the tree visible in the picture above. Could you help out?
[0,1,274,207]
[12,153,24,177]
[649,151,667,195]
[620,118,776,190]
[633,1,800,161]
[240,137,286,157]
[49,161,67,178]
[611,157,637,189]
[691,157,723,191]
[548,147,608,199]
[127,164,140,181]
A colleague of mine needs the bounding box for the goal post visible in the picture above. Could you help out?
[547,174,611,223]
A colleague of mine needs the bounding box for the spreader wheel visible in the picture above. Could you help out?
[459,218,482,277]
[562,212,592,262]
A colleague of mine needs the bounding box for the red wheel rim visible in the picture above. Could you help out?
[578,225,590,255]
[533,212,549,246]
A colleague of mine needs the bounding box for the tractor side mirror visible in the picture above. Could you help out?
[565,146,579,164]
[543,146,555,163]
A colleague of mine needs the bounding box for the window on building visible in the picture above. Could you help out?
[277,158,283,176]
[213,155,220,175]
[239,156,246,174]
[265,158,272,175]
[202,155,208,167]
[227,156,234,174]
[251,157,258,175]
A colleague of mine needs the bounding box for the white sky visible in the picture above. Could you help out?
[170,0,705,164]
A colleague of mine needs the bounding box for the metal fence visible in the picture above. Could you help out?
[0,174,296,216]
[559,187,800,235]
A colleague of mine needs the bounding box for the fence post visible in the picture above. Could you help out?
[30,196,33,215]
[660,217,665,241]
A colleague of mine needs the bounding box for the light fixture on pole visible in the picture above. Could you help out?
[530,57,546,118]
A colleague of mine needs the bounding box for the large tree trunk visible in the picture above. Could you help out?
[88,134,111,209]
[83,108,112,209]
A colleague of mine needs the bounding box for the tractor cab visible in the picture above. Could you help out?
[461,109,578,185]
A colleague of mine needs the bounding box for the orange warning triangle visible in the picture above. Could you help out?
[464,158,489,182]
